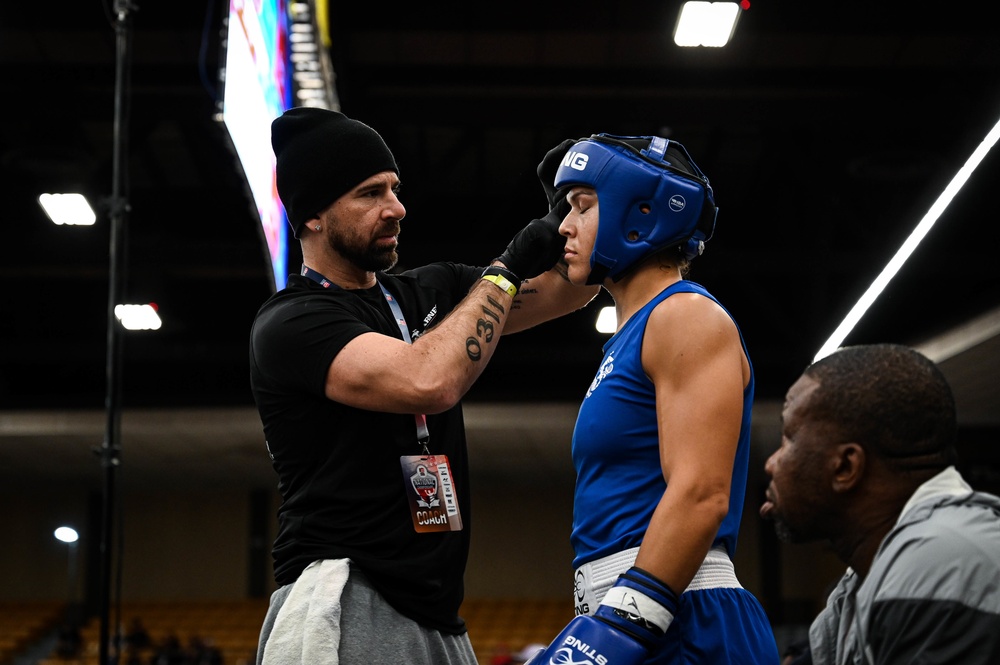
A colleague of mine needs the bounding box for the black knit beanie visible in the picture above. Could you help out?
[271,107,399,238]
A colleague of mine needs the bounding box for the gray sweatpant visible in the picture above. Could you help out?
[256,563,478,665]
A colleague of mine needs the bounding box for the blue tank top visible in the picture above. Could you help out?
[570,280,754,569]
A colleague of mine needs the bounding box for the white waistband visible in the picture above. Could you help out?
[572,546,741,616]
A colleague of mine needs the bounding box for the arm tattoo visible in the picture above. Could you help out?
[485,294,505,316]
[465,294,507,361]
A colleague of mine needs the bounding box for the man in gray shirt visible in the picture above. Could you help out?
[760,343,1000,664]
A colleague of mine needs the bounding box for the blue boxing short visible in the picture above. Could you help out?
[574,547,780,665]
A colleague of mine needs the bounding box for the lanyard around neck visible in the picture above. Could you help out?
[301,265,431,452]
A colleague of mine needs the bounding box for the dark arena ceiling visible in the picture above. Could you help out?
[1,1,999,488]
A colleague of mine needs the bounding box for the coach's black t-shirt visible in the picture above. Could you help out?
[249,263,481,634]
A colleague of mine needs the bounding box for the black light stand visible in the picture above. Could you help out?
[97,1,135,663]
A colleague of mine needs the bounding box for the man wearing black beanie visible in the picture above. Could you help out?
[250,107,598,665]
[270,107,401,240]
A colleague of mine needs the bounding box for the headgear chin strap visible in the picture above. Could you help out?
[553,133,718,284]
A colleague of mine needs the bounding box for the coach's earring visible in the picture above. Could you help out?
[314,225,321,231]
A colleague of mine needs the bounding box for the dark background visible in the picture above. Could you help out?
[1,0,998,485]
[1,6,999,652]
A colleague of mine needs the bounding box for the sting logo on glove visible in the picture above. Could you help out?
[549,635,609,665]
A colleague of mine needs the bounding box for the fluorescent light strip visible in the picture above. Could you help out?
[814,114,1000,362]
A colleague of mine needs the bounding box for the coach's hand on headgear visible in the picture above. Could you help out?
[496,196,570,281]
[536,139,577,210]
[494,139,575,280]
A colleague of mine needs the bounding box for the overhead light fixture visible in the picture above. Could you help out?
[814,113,1000,362]
[674,1,744,47]
[54,526,79,543]
[38,193,97,226]
[114,303,162,331]
[595,306,617,334]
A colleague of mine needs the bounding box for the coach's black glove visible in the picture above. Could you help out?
[495,139,577,280]
[536,139,576,209]
[495,196,571,280]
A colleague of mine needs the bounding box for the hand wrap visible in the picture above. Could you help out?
[594,566,678,648]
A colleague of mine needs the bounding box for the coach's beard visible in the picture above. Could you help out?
[332,234,399,273]
[362,244,398,272]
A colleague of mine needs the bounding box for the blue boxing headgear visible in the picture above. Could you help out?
[553,134,718,284]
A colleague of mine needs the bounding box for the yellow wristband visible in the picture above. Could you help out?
[481,273,518,297]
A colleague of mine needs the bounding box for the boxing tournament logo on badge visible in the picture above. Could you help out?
[410,464,440,508]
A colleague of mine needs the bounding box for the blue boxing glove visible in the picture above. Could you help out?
[526,567,678,665]
[523,614,646,665]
